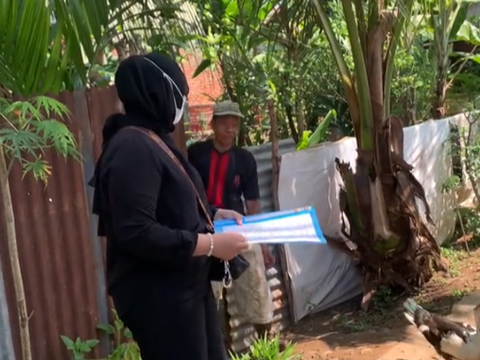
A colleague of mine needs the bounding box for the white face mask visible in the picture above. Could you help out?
[143,57,187,125]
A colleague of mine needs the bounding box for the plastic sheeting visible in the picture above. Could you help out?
[278,119,456,322]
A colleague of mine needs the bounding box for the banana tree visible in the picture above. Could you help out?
[419,0,480,118]
[311,0,447,310]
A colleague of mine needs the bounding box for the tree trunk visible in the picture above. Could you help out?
[295,99,305,139]
[432,41,450,119]
[432,75,447,119]
[0,146,32,360]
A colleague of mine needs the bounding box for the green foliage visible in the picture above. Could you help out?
[190,0,443,147]
[0,96,80,183]
[443,110,480,254]
[60,336,99,360]
[296,109,336,150]
[456,208,480,246]
[418,0,480,115]
[63,309,141,360]
[97,309,140,360]
[0,0,68,95]
[64,309,302,360]
[447,112,480,190]
[390,46,435,122]
[373,285,394,309]
[0,0,198,95]
[442,175,461,193]
[230,335,299,360]
[97,309,133,341]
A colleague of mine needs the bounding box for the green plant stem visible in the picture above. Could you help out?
[310,0,352,87]
[384,1,412,118]
[310,0,361,137]
[340,0,374,150]
[446,46,478,89]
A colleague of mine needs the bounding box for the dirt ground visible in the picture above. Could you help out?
[283,236,480,360]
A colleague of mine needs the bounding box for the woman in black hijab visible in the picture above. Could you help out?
[91,53,248,360]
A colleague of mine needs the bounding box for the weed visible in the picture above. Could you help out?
[455,208,480,249]
[97,309,140,360]
[452,289,470,299]
[62,309,140,360]
[373,286,393,309]
[230,335,299,360]
[60,336,99,360]
[441,247,468,277]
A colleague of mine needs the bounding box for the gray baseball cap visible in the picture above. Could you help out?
[213,101,244,118]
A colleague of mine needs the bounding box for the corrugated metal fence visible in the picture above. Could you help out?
[0,90,109,360]
[227,139,296,352]
[0,87,188,360]
[0,87,296,360]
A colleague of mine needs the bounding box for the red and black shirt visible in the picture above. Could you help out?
[187,139,259,215]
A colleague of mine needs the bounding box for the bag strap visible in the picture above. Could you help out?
[126,126,214,229]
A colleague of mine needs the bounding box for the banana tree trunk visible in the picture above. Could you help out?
[432,57,449,119]
[431,23,450,119]
[312,0,446,310]
[0,146,32,360]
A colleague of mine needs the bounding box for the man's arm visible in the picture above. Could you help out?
[245,199,261,216]
[242,151,261,215]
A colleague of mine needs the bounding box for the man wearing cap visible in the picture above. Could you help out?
[188,101,277,345]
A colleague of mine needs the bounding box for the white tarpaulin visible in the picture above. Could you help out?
[278,118,456,322]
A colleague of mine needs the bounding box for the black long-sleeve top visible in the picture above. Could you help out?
[95,129,215,314]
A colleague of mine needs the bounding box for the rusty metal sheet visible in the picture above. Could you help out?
[87,87,122,160]
[87,86,188,157]
[227,139,296,353]
[228,252,292,353]
[0,91,107,360]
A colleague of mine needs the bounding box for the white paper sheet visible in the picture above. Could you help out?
[214,207,326,244]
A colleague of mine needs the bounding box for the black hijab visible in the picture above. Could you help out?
[102,52,189,145]
[91,52,190,224]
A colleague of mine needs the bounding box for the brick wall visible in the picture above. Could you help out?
[180,51,224,132]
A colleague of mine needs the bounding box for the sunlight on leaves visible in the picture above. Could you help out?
[0,96,81,184]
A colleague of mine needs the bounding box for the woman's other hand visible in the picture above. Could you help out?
[214,208,243,225]
[212,233,248,260]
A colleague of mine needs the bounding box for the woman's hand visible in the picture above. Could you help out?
[212,233,248,260]
[214,208,243,225]
[210,209,246,259]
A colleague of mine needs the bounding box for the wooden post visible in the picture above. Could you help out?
[267,99,296,325]
[268,99,280,212]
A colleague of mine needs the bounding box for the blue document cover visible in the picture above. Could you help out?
[214,206,326,244]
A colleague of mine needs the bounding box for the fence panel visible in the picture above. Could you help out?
[0,88,293,359]
[227,139,296,353]
[0,91,107,360]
